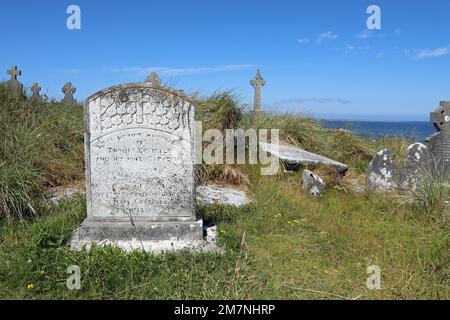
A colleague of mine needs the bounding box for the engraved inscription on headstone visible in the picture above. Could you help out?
[61,82,77,105]
[31,83,41,103]
[76,75,202,242]
[427,101,450,173]
[6,65,23,94]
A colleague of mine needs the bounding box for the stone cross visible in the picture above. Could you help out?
[250,69,266,114]
[7,65,21,80]
[61,82,77,105]
[426,101,450,173]
[145,71,161,86]
[5,65,23,94]
[31,83,41,103]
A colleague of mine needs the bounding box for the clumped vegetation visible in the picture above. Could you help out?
[0,84,84,220]
[0,87,448,299]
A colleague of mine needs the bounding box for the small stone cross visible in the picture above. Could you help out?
[61,82,77,105]
[31,83,41,103]
[7,65,21,80]
[5,65,23,94]
[250,69,266,114]
[145,72,161,86]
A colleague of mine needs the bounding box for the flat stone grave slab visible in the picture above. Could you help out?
[196,184,251,207]
[259,142,348,174]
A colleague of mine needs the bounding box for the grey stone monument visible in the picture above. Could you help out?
[426,101,450,172]
[61,82,77,105]
[366,149,398,192]
[5,65,23,94]
[250,69,266,114]
[73,73,202,248]
[31,83,41,103]
[399,142,430,191]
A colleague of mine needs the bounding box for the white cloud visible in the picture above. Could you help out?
[346,44,371,51]
[356,30,372,39]
[317,31,338,43]
[297,38,310,44]
[376,51,385,59]
[60,68,86,74]
[107,64,256,76]
[415,47,449,59]
[277,97,351,105]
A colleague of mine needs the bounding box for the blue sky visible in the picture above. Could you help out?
[1,0,449,121]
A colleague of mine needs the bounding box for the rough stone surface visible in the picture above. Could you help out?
[71,75,203,248]
[5,65,23,94]
[61,82,77,105]
[366,149,398,192]
[399,142,430,191]
[259,142,348,174]
[70,220,222,254]
[302,169,325,196]
[427,101,450,173]
[196,184,251,206]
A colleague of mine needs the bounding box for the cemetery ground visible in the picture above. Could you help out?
[0,85,448,300]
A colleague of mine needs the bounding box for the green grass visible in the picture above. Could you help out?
[0,84,84,219]
[0,89,448,299]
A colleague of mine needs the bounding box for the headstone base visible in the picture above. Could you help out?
[74,218,203,242]
[69,220,221,254]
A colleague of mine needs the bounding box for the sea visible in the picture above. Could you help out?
[320,120,436,142]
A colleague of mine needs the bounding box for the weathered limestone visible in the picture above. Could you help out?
[196,184,251,207]
[61,82,77,105]
[366,149,397,192]
[302,170,325,196]
[399,143,430,191]
[259,142,348,174]
[5,65,23,94]
[70,74,204,251]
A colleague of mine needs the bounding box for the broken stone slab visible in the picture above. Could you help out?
[196,184,251,207]
[302,170,325,196]
[69,220,223,254]
[259,142,348,174]
[366,149,398,192]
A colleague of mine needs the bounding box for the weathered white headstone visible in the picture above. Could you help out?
[74,75,202,245]
[399,142,430,191]
[366,149,398,192]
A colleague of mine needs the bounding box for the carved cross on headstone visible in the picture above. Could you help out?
[31,83,41,103]
[5,65,23,94]
[145,71,161,86]
[61,82,77,105]
[426,101,450,173]
[430,101,450,132]
[250,69,266,114]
